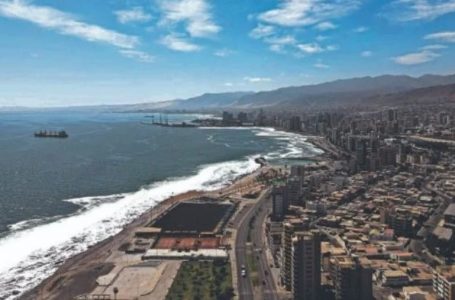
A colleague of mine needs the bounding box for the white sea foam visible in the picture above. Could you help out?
[0,126,321,299]
[0,157,258,299]
[199,126,260,130]
[251,127,323,159]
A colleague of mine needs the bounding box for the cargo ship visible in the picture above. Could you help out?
[34,130,68,138]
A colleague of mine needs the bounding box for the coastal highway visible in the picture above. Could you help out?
[235,189,279,300]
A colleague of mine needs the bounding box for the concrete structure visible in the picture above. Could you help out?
[272,185,287,221]
[382,270,410,287]
[387,210,414,237]
[433,265,455,300]
[280,218,307,291]
[331,256,373,300]
[290,230,321,300]
[444,204,455,227]
[286,176,303,206]
[143,249,228,260]
[403,286,431,300]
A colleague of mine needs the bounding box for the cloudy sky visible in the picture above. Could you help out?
[0,0,455,106]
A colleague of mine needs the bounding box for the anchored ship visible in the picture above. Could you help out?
[34,130,68,138]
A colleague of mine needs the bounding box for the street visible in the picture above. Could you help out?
[234,189,279,300]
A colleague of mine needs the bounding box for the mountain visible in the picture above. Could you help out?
[368,83,455,106]
[117,92,253,112]
[121,73,455,112]
[6,74,454,112]
[231,74,455,109]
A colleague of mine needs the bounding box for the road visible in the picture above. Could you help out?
[407,182,452,266]
[235,189,279,300]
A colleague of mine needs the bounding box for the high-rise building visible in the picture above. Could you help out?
[291,230,321,300]
[433,265,455,300]
[289,116,302,132]
[387,109,397,122]
[237,112,248,123]
[290,165,305,181]
[280,219,307,291]
[389,212,414,237]
[286,176,302,206]
[330,256,373,300]
[272,185,288,221]
[222,111,234,125]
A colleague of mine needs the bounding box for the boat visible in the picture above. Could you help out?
[34,130,69,138]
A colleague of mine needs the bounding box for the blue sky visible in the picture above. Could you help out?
[0,0,455,106]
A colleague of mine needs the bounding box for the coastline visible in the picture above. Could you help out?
[19,166,267,300]
[1,125,321,300]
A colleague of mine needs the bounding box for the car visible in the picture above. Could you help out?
[241,269,247,277]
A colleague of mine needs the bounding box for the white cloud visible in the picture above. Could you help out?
[119,50,154,62]
[314,62,330,69]
[114,7,152,24]
[253,28,297,54]
[214,49,235,57]
[361,50,372,57]
[297,42,337,54]
[269,44,285,53]
[298,43,324,54]
[316,35,328,41]
[250,24,275,39]
[0,0,139,49]
[244,76,272,83]
[158,0,220,38]
[425,31,455,43]
[420,44,447,50]
[385,0,455,22]
[354,26,368,33]
[258,0,361,27]
[314,21,337,31]
[224,82,234,87]
[265,35,297,45]
[392,50,440,65]
[160,34,201,52]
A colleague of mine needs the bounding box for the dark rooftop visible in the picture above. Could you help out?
[151,201,233,234]
[444,203,455,217]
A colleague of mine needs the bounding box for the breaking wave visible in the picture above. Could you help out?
[0,127,320,299]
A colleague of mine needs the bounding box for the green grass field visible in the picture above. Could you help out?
[166,260,234,300]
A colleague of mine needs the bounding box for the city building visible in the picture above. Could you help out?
[287,176,303,206]
[280,218,308,291]
[330,256,373,300]
[291,230,321,300]
[444,204,455,228]
[433,265,455,300]
[272,185,288,221]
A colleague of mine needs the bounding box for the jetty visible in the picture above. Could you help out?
[142,114,198,128]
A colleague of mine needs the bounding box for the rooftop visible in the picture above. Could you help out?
[150,200,234,234]
[444,203,455,217]
[435,265,455,282]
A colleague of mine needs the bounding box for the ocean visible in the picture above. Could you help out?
[0,110,321,299]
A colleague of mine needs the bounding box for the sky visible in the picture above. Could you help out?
[0,0,455,107]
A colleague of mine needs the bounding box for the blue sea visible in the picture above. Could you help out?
[0,110,321,299]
